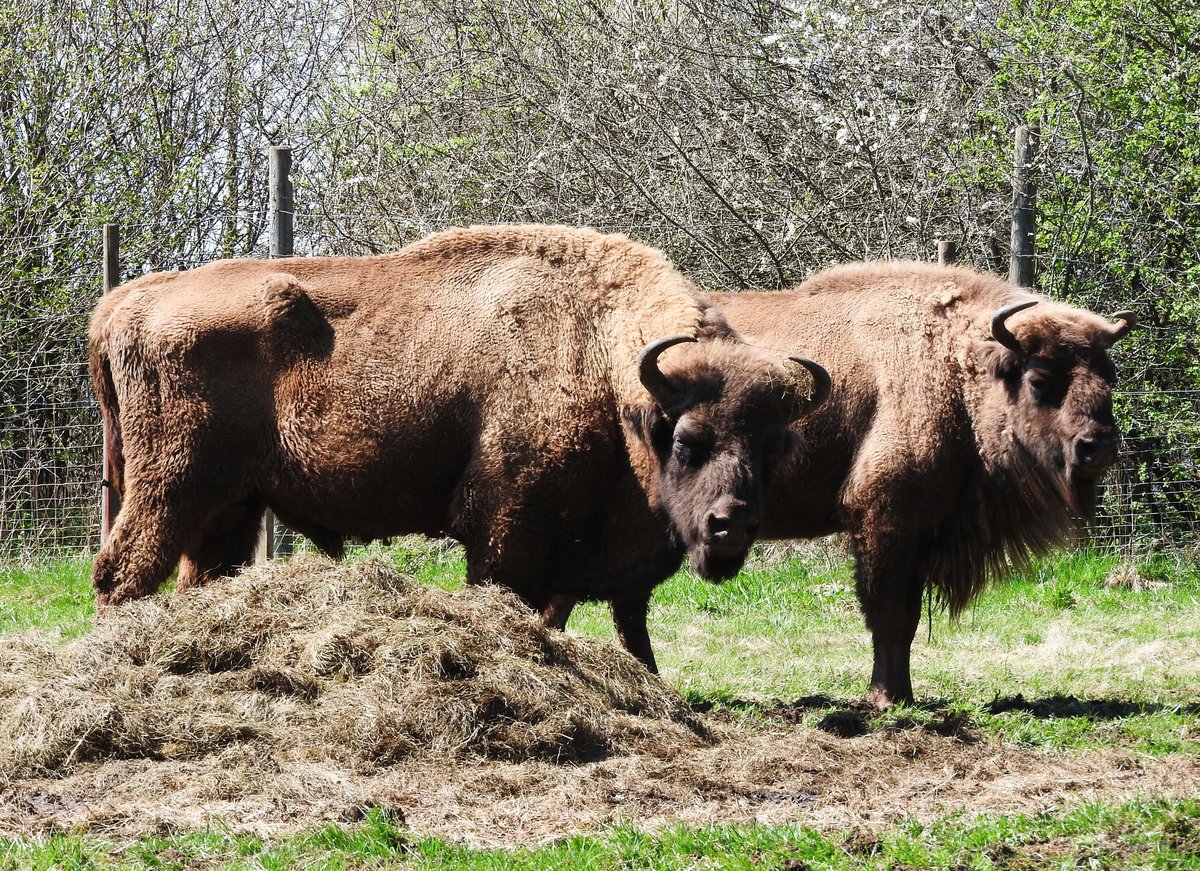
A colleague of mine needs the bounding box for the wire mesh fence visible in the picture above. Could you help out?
[3,0,1197,566]
[0,220,1196,565]
[1,299,99,562]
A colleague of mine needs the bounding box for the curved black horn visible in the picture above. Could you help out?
[788,356,831,413]
[991,300,1038,353]
[638,334,697,407]
[1109,309,1137,340]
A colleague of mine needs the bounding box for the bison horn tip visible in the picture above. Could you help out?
[638,334,697,407]
[1109,310,1137,339]
[991,300,1038,354]
[787,356,831,413]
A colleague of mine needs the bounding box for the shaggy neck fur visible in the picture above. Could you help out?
[934,289,1100,616]
[921,433,1085,617]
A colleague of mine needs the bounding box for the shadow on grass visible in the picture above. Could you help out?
[984,693,1200,720]
[688,694,981,741]
[688,691,1200,742]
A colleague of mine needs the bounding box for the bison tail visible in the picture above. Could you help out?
[89,345,125,499]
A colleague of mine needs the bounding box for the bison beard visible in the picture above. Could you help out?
[691,548,751,582]
[88,224,827,674]
[709,261,1133,708]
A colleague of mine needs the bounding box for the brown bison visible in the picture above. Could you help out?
[547,260,1133,703]
[89,224,827,671]
[714,261,1134,706]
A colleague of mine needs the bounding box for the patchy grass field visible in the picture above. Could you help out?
[0,540,1198,868]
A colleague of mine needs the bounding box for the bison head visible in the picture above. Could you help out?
[976,299,1135,516]
[623,335,830,580]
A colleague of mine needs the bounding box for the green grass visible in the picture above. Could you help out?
[0,559,94,639]
[2,543,1198,867]
[559,546,1200,757]
[2,798,1199,869]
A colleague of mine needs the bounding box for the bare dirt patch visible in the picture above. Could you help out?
[0,557,1195,846]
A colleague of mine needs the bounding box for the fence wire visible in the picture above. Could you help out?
[0,225,1196,564]
[1,354,99,562]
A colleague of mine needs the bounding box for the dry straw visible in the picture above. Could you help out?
[0,556,707,779]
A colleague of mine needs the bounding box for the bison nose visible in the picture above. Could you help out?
[1075,431,1119,469]
[705,507,759,552]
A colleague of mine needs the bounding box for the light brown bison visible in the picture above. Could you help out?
[546,260,1133,702]
[714,261,1134,706]
[89,224,827,670]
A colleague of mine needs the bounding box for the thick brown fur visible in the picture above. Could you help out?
[89,225,821,671]
[710,261,1132,707]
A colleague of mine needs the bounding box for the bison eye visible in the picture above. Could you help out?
[673,434,711,467]
[1026,369,1066,406]
[667,427,710,467]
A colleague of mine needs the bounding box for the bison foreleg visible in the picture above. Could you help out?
[852,536,923,709]
[612,593,657,673]
[540,593,658,673]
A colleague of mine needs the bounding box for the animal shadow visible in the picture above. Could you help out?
[689,695,980,742]
[690,692,1200,744]
[985,693,1200,720]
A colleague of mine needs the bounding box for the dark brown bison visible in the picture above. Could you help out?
[713,261,1134,706]
[89,224,827,670]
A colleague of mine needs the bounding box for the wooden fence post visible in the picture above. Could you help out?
[269,145,294,260]
[257,146,295,561]
[99,223,121,548]
[1009,124,1038,287]
[937,240,957,266]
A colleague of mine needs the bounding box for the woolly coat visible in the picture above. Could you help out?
[712,260,1128,615]
[90,224,807,610]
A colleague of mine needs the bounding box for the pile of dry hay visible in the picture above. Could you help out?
[0,556,706,779]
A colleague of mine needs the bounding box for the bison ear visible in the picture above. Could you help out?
[1108,310,1136,341]
[974,339,1022,381]
[621,402,674,457]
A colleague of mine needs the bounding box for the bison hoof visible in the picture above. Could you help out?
[864,685,912,711]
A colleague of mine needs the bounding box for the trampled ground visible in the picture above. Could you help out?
[3,706,1198,848]
[0,544,1197,866]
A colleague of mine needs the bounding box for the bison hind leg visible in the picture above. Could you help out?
[612,594,658,673]
[541,594,578,630]
[93,494,189,606]
[177,497,267,591]
[300,526,345,560]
